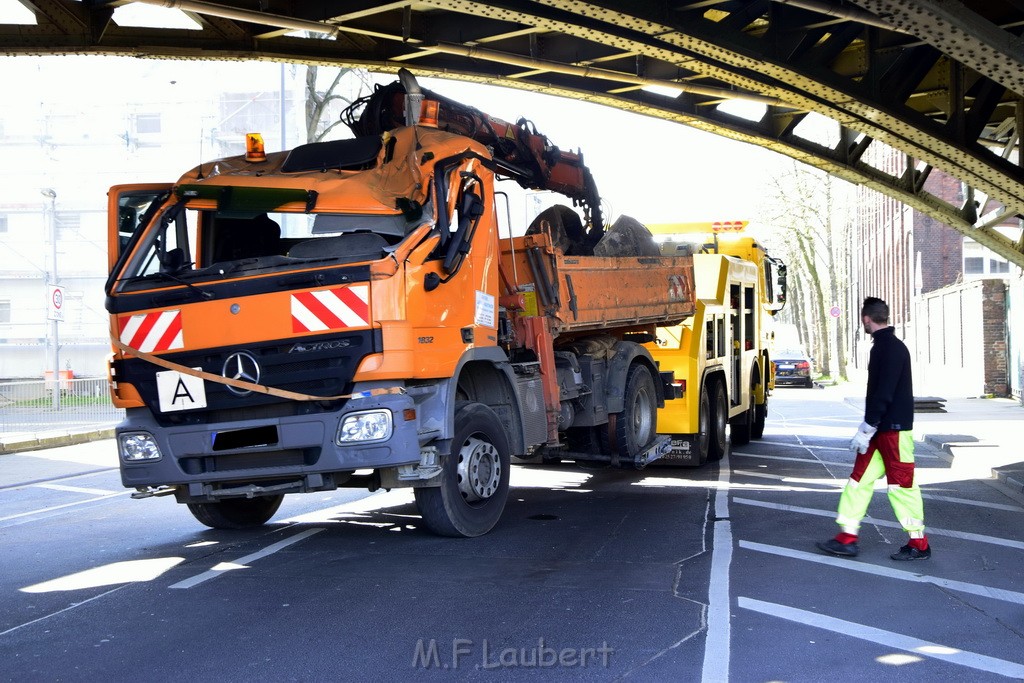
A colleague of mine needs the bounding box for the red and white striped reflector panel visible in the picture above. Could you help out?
[291,285,370,333]
[118,310,184,353]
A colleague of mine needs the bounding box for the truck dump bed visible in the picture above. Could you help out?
[500,233,696,335]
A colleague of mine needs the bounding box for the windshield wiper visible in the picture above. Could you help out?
[123,270,214,300]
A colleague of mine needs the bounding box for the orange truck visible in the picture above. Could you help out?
[105,71,696,537]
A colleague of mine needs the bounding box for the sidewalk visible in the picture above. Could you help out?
[915,396,1024,500]
[0,426,115,455]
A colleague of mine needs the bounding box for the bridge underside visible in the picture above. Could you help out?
[4,0,1024,267]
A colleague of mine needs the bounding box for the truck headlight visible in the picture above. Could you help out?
[337,410,392,444]
[119,432,162,461]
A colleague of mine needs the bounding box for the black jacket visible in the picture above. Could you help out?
[864,326,914,431]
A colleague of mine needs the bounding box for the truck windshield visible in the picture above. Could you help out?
[116,205,430,291]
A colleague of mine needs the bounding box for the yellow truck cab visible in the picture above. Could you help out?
[645,222,787,465]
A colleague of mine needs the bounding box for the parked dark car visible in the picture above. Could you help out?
[772,348,814,388]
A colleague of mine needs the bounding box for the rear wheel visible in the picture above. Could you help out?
[187,494,284,530]
[610,363,658,461]
[415,402,510,537]
[707,379,728,461]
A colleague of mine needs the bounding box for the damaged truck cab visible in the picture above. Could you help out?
[106,71,696,536]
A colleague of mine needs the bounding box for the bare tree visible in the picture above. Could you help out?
[303,65,373,144]
[761,162,855,380]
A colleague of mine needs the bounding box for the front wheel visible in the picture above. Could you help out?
[694,384,711,466]
[187,494,284,530]
[752,399,767,439]
[730,373,757,447]
[707,380,728,462]
[415,403,511,537]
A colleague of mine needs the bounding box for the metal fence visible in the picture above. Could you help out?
[0,377,124,437]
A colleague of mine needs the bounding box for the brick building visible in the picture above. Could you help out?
[849,146,1019,397]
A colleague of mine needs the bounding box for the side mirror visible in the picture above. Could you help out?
[442,182,484,274]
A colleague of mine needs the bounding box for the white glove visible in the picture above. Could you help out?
[849,421,877,454]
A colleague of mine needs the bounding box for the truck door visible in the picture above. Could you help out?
[107,184,172,271]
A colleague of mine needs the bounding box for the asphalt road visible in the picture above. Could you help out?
[1,387,1022,681]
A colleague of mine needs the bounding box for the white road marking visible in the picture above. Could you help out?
[0,586,127,638]
[730,474,1021,512]
[169,528,324,589]
[701,452,732,683]
[734,497,1024,551]
[0,492,129,525]
[755,439,850,452]
[33,483,117,496]
[740,541,1024,605]
[921,493,1024,513]
[735,448,938,463]
[739,597,1024,679]
[733,469,844,487]
[732,452,853,467]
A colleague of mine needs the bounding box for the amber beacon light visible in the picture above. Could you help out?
[245,133,267,162]
[419,100,440,127]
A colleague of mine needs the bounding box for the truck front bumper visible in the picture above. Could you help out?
[117,390,421,493]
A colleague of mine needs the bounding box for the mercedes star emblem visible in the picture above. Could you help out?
[222,351,261,396]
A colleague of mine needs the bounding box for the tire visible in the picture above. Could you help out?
[610,363,658,461]
[707,379,728,462]
[695,384,711,466]
[730,374,757,447]
[805,377,814,388]
[187,494,284,530]
[415,402,511,537]
[752,401,767,439]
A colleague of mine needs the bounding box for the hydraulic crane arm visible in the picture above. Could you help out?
[343,69,604,238]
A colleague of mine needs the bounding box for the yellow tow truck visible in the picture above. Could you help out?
[645,221,787,465]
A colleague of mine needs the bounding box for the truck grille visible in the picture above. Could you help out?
[118,329,380,426]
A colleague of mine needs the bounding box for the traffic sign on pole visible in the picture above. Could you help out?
[47,285,64,321]
[829,305,841,318]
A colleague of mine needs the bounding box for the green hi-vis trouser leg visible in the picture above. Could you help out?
[836,430,925,538]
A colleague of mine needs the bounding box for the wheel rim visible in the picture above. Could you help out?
[631,384,654,445]
[456,436,502,503]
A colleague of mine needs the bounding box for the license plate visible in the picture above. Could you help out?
[156,369,207,412]
[778,364,794,370]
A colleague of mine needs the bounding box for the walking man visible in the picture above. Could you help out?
[817,297,931,561]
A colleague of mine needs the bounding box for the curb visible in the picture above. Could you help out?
[0,429,115,455]
[923,433,1024,503]
[994,470,1024,497]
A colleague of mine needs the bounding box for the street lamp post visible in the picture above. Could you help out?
[41,188,59,410]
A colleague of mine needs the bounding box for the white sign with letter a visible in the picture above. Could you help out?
[156,369,207,412]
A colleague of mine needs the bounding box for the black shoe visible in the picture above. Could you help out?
[891,544,931,561]
[816,539,858,557]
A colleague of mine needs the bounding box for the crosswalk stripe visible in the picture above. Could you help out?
[734,497,1024,551]
[740,540,1024,605]
[739,597,1024,679]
